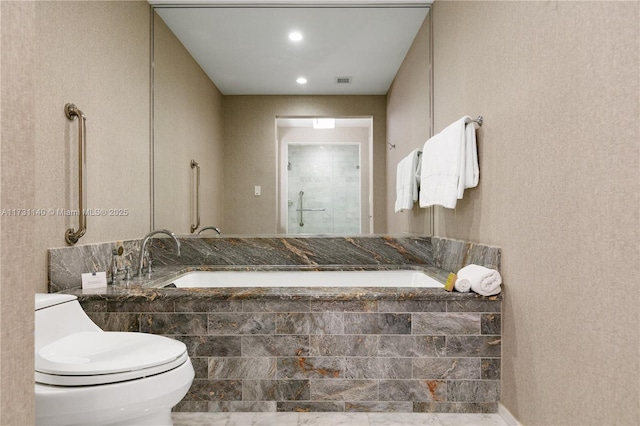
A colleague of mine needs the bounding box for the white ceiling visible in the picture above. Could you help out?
[153,3,430,95]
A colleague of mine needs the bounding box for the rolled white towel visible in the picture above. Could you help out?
[456,264,502,296]
[454,276,472,292]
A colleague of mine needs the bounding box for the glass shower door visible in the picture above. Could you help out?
[287,143,360,234]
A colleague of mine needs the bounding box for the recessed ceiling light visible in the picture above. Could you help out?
[288,31,303,42]
[296,77,307,85]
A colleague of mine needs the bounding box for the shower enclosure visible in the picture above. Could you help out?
[286,143,360,234]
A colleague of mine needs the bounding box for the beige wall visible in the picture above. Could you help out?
[386,12,432,235]
[431,1,639,425]
[153,12,225,235]
[223,96,387,234]
[1,1,151,422]
[1,2,37,423]
[33,1,151,285]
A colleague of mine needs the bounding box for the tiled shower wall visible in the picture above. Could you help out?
[287,144,361,234]
[79,294,501,413]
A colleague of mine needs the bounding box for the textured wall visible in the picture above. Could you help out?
[431,1,639,425]
[32,1,151,289]
[1,2,37,423]
[386,12,432,235]
[223,96,387,235]
[1,1,151,422]
[154,12,225,235]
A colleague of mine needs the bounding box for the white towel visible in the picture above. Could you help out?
[463,117,479,191]
[394,149,422,212]
[455,264,502,296]
[419,116,479,209]
[454,276,472,293]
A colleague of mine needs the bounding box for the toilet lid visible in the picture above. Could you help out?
[36,332,188,386]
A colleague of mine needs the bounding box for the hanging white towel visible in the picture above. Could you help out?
[394,149,422,212]
[419,116,479,209]
[463,117,479,191]
[456,264,502,296]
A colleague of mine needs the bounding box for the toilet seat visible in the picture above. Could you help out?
[36,331,189,386]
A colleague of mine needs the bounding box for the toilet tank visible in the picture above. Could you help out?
[35,294,102,353]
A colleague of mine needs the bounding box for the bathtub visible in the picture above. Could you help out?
[166,269,444,288]
[76,267,501,414]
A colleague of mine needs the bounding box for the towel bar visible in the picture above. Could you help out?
[388,116,482,153]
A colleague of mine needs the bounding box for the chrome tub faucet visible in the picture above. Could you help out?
[137,229,181,278]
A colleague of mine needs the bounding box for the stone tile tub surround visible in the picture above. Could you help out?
[76,288,501,414]
[50,236,502,413]
[48,236,501,292]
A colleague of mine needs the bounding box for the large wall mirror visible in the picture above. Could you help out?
[151,2,431,236]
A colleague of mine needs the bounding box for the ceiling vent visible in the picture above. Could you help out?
[335,76,353,85]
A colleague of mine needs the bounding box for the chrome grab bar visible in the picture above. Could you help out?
[64,103,87,245]
[296,190,325,227]
[190,160,200,233]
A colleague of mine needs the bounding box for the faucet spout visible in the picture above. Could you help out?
[197,226,222,235]
[136,229,181,277]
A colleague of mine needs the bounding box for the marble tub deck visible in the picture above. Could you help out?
[172,411,509,426]
[49,235,502,293]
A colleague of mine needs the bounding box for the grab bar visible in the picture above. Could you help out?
[64,103,87,245]
[296,190,325,227]
[190,160,200,233]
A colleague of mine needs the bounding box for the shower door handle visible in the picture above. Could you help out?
[297,190,324,227]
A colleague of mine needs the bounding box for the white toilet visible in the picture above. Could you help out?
[35,293,194,426]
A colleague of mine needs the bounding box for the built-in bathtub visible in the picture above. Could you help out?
[167,270,444,288]
[50,236,502,414]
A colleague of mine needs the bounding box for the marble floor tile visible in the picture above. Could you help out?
[437,413,508,426]
[173,412,510,426]
[173,412,230,426]
[368,412,441,425]
[226,412,300,426]
[298,412,369,426]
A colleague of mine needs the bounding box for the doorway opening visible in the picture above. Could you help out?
[276,117,373,235]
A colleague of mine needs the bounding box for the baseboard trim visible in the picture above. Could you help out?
[498,403,522,426]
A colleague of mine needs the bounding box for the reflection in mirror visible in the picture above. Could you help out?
[151,4,431,235]
[277,117,372,235]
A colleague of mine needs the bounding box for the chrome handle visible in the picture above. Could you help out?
[190,160,200,233]
[299,190,304,226]
[64,103,87,245]
[296,191,325,226]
